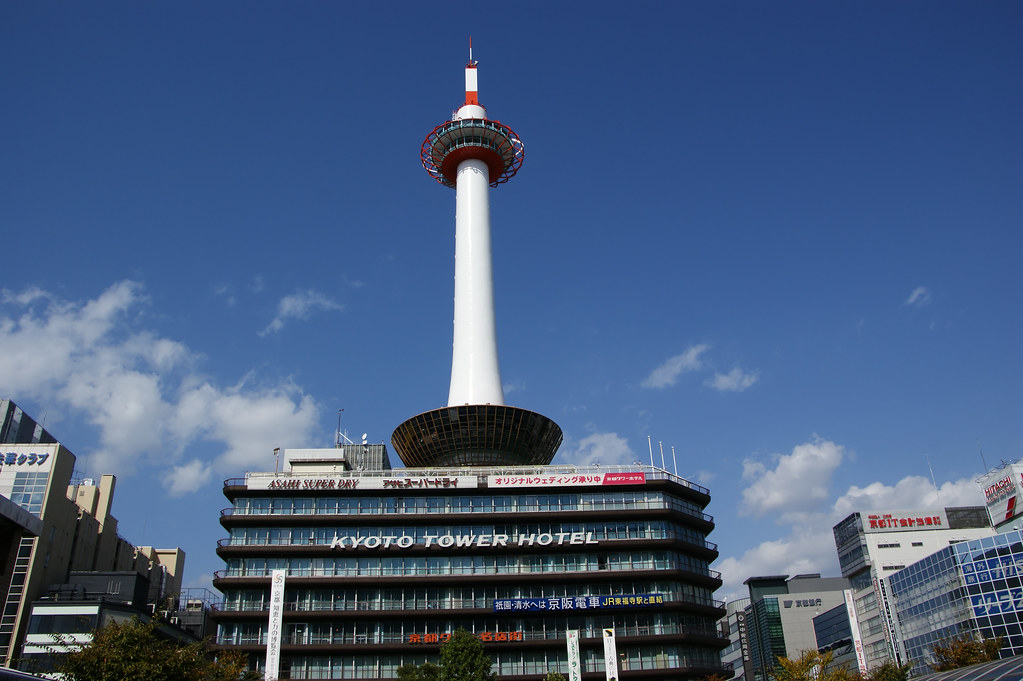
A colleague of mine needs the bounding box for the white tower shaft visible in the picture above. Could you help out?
[447,157,504,406]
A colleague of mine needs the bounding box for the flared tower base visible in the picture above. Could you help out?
[391,404,562,468]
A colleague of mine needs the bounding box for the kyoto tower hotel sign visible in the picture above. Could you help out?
[391,50,562,467]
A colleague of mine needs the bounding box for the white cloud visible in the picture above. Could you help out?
[716,435,988,600]
[905,286,932,307]
[0,281,323,494]
[833,475,984,516]
[706,367,759,392]
[716,522,840,601]
[641,344,710,388]
[563,432,634,467]
[172,380,320,472]
[740,438,845,519]
[503,380,526,396]
[164,459,213,497]
[213,283,236,306]
[260,289,343,336]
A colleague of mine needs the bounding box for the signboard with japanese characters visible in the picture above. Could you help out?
[862,510,948,533]
[494,594,664,612]
[247,475,478,491]
[407,631,522,644]
[264,569,286,681]
[488,471,645,488]
[602,628,619,681]
[0,443,57,502]
[566,629,582,681]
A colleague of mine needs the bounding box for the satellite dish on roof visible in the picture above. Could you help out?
[361,433,368,444]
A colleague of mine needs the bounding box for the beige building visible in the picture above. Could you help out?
[0,439,183,667]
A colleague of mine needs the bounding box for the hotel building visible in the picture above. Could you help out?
[212,446,728,679]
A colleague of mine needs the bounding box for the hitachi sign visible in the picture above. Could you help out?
[329,532,599,550]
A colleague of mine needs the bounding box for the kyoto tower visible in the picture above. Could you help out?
[391,49,562,467]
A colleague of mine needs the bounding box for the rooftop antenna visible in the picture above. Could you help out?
[926,453,942,505]
[671,445,678,476]
[978,441,989,472]
[336,409,355,446]
[659,441,666,471]
[647,436,654,468]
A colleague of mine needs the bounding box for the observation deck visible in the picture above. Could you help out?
[421,118,523,188]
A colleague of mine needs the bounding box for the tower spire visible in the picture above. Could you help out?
[393,53,561,468]
[464,38,479,107]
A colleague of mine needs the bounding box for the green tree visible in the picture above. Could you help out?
[54,617,259,681]
[543,671,566,681]
[398,630,495,681]
[398,661,441,680]
[439,629,496,681]
[866,659,910,681]
[771,650,862,681]
[930,633,1003,672]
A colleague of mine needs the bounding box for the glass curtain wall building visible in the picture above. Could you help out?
[213,447,728,680]
[887,529,1023,676]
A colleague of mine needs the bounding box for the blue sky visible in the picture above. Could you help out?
[2,2,1020,599]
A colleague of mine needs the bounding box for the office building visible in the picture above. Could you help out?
[0,400,56,446]
[0,401,185,670]
[742,574,850,681]
[832,506,993,670]
[718,598,751,681]
[886,529,1023,676]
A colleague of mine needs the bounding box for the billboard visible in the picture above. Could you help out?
[247,474,478,491]
[862,510,947,533]
[488,472,645,488]
[980,463,1023,525]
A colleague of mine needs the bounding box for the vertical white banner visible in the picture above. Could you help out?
[843,589,868,676]
[602,628,619,681]
[265,569,286,681]
[566,629,582,681]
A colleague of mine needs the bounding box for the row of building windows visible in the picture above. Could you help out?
[217,613,718,646]
[227,491,708,522]
[220,551,717,580]
[262,644,721,680]
[225,520,714,551]
[219,582,719,613]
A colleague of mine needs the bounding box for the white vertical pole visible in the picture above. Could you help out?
[448,157,505,406]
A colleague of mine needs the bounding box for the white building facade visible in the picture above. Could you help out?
[832,507,993,670]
